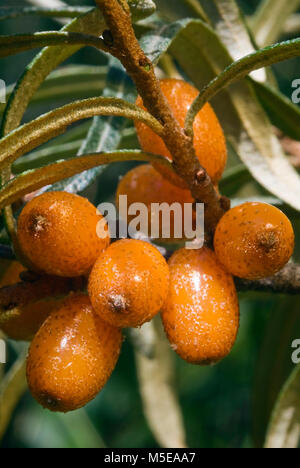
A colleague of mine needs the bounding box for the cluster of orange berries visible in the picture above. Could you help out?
[0,79,295,413]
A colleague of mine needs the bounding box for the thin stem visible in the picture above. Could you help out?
[251,0,300,47]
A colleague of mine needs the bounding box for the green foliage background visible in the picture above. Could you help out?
[0,0,299,448]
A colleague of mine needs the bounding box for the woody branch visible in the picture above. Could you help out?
[0,265,298,320]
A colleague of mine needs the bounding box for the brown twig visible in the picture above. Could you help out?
[0,263,298,325]
[235,264,300,295]
[94,0,226,232]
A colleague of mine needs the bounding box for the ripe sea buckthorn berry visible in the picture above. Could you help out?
[135,79,227,187]
[116,164,195,242]
[26,294,122,413]
[214,202,295,280]
[17,192,110,277]
[162,247,239,365]
[0,261,61,341]
[88,239,170,328]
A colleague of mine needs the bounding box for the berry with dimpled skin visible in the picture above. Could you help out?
[135,79,227,187]
[17,192,110,278]
[26,294,122,412]
[0,261,62,341]
[162,247,239,365]
[116,164,195,243]
[88,239,170,328]
[214,202,295,280]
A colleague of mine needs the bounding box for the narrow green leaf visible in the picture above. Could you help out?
[251,79,300,141]
[284,14,300,36]
[43,122,91,146]
[231,196,283,208]
[185,38,300,135]
[1,0,154,132]
[0,151,172,210]
[1,8,106,137]
[0,97,164,171]
[265,363,300,448]
[200,0,260,61]
[219,165,252,197]
[200,0,271,81]
[0,8,105,246]
[128,0,156,21]
[155,0,207,22]
[134,319,187,448]
[140,18,192,65]
[0,66,107,118]
[0,31,108,59]
[50,57,135,193]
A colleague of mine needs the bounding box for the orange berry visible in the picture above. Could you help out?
[88,239,170,328]
[17,192,110,277]
[26,294,122,412]
[0,261,61,341]
[135,79,227,187]
[116,164,195,242]
[162,247,239,365]
[214,202,295,280]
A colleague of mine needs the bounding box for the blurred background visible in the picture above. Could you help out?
[0,0,299,448]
